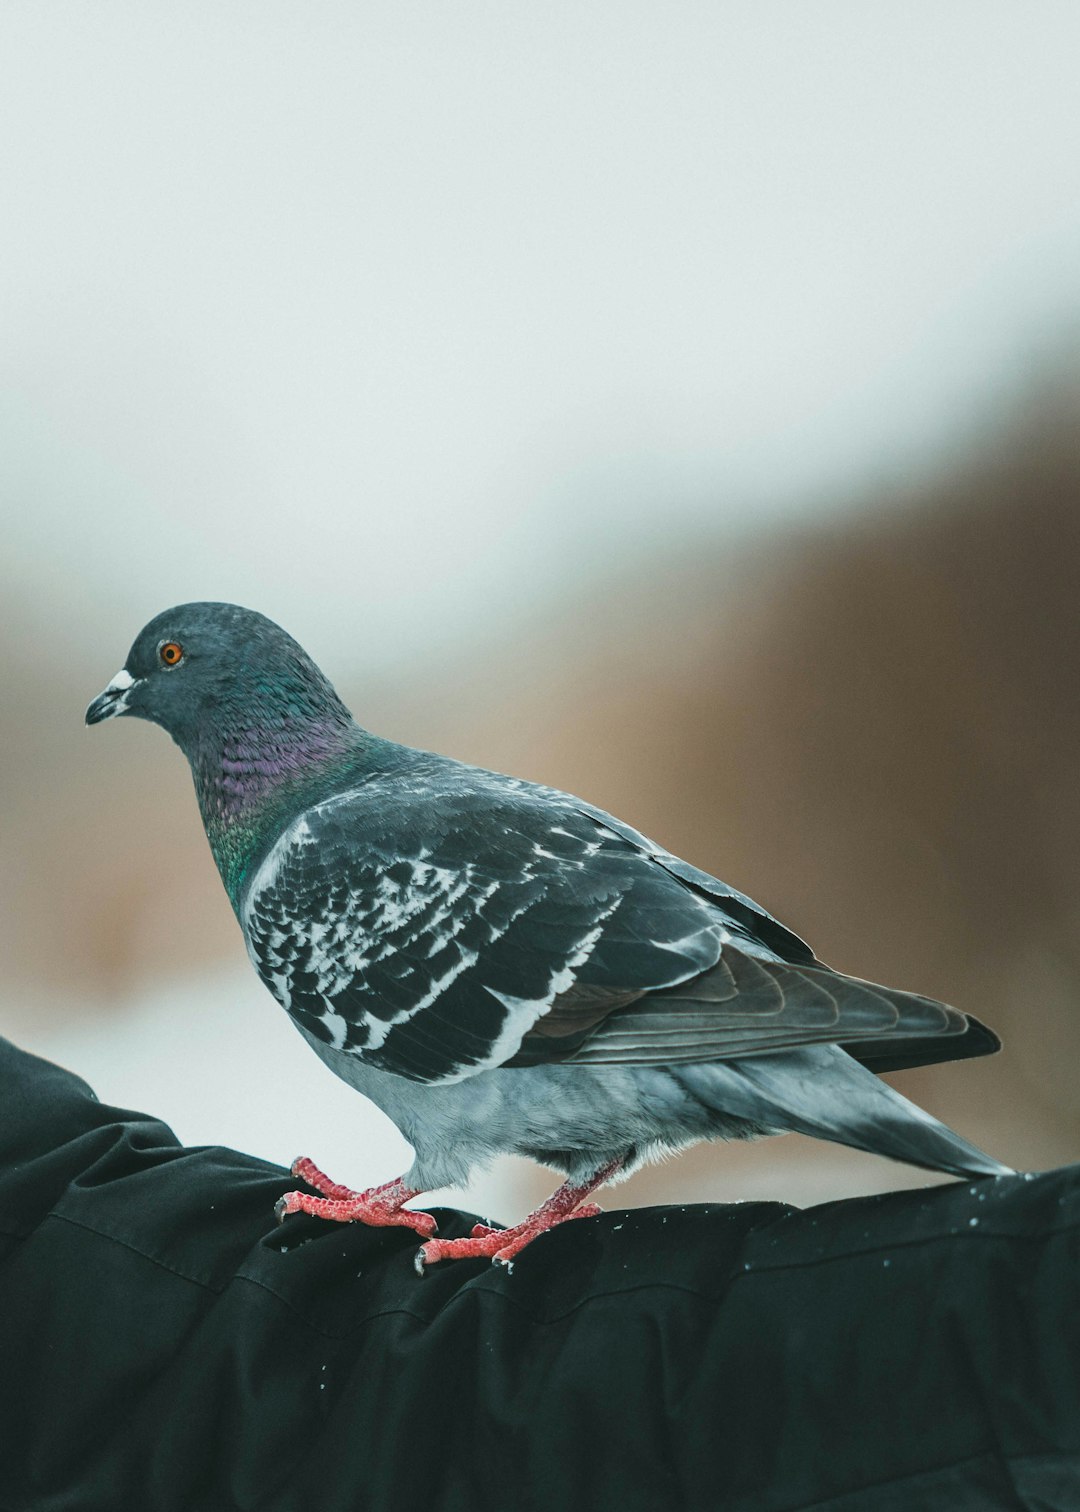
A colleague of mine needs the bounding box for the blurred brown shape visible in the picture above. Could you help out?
[444,391,1080,1198]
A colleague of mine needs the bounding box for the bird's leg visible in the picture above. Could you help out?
[416,1157,622,1271]
[275,1156,438,1238]
[467,1205,602,1238]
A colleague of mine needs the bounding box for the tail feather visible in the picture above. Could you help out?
[678,1043,1012,1179]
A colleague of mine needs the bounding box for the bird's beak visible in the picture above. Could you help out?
[85,668,138,725]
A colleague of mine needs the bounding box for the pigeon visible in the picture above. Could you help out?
[86,602,1011,1268]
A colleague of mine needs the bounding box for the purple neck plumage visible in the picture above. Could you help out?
[192,707,369,908]
[194,715,362,825]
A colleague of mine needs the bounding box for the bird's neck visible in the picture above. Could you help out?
[190,714,369,907]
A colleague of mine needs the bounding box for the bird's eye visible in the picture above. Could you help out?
[159,641,184,666]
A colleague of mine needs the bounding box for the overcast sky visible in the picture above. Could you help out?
[3,3,1080,671]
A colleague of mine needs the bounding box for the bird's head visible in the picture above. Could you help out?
[85,601,354,755]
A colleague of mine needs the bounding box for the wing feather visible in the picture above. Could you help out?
[543,956,968,1067]
[241,760,997,1084]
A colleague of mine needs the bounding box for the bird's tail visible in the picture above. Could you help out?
[676,1043,1012,1179]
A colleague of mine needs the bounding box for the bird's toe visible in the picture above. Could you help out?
[416,1231,510,1269]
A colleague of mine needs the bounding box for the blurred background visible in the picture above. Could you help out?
[1,4,1078,1223]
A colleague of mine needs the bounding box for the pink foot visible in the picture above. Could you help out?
[417,1206,597,1271]
[276,1156,438,1239]
[417,1159,622,1272]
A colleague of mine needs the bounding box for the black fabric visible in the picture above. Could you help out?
[0,1035,1077,1512]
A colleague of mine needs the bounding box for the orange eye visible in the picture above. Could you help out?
[159,641,184,666]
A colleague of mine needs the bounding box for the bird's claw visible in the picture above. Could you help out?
[416,1231,513,1271]
[416,1202,604,1271]
[277,1187,439,1235]
[275,1162,439,1237]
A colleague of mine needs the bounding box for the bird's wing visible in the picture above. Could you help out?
[241,770,979,1084]
[242,778,727,1082]
[544,806,993,1074]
